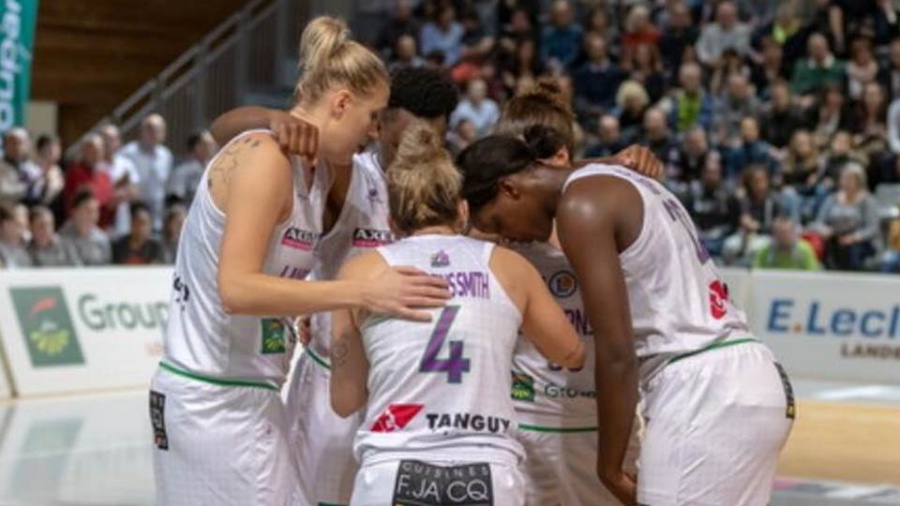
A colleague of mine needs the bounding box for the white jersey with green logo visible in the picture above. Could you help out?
[354,235,525,467]
[511,241,597,429]
[161,129,329,389]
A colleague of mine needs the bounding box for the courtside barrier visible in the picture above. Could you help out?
[0,267,172,396]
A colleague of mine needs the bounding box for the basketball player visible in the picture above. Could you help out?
[456,128,795,506]
[330,123,585,506]
[150,17,448,506]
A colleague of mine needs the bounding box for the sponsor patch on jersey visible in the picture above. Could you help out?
[511,371,535,402]
[773,362,796,420]
[260,318,287,354]
[431,250,451,268]
[393,460,494,506]
[149,390,168,450]
[425,413,512,433]
[371,403,424,432]
[548,271,577,298]
[367,185,383,204]
[708,280,728,320]
[280,227,318,251]
[352,227,394,247]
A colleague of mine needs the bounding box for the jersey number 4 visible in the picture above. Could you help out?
[420,306,470,383]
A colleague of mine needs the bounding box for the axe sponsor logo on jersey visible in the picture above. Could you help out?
[370,403,425,432]
[393,460,494,506]
[280,227,318,251]
[352,228,394,247]
[425,412,512,433]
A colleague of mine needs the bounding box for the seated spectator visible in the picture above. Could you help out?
[850,82,889,162]
[100,124,140,237]
[28,206,80,267]
[661,62,715,134]
[585,115,626,158]
[0,203,31,268]
[613,80,650,143]
[710,47,753,97]
[811,162,881,271]
[714,73,762,147]
[882,199,900,273]
[539,0,583,72]
[161,203,187,265]
[782,130,828,222]
[828,0,880,55]
[683,153,742,257]
[760,80,806,150]
[754,215,822,270]
[33,134,65,218]
[878,38,900,100]
[751,4,809,71]
[750,37,790,99]
[584,7,619,51]
[620,5,661,56]
[166,131,217,208]
[723,117,782,181]
[573,33,626,123]
[810,85,853,149]
[499,38,542,92]
[670,126,710,187]
[447,118,478,156]
[113,202,164,265]
[846,36,879,101]
[723,165,786,265]
[390,35,426,70]
[822,131,867,187]
[624,44,667,104]
[419,5,464,67]
[640,108,676,164]
[790,33,846,97]
[64,134,115,228]
[58,189,112,266]
[658,1,699,78]
[379,0,421,53]
[450,78,500,137]
[696,1,752,67]
[0,128,40,208]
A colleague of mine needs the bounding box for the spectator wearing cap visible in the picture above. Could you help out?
[585,115,626,158]
[119,114,174,231]
[167,131,217,208]
[28,206,80,267]
[574,33,626,124]
[659,2,699,79]
[64,134,115,228]
[419,5,465,67]
[58,189,112,266]
[450,79,500,137]
[661,62,715,134]
[697,1,752,67]
[100,124,141,237]
[0,128,40,208]
[683,153,742,258]
[754,215,821,270]
[113,202,164,265]
[811,162,881,271]
[540,1,583,72]
[0,203,30,267]
[790,33,846,97]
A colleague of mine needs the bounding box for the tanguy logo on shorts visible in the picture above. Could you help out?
[10,287,85,367]
[371,403,424,432]
[352,228,394,248]
[280,227,318,251]
[426,412,511,433]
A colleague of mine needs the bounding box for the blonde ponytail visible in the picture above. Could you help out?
[295,16,388,104]
[387,122,462,235]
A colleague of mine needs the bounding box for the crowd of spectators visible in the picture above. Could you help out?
[0,114,207,269]
[358,0,900,272]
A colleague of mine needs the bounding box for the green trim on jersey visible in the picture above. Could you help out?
[159,361,279,392]
[518,424,597,433]
[667,337,759,365]
[316,503,347,506]
[306,348,331,370]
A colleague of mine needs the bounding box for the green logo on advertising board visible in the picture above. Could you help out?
[260,318,286,354]
[10,287,85,367]
[511,371,535,402]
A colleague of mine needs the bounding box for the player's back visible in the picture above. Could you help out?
[355,234,525,467]
[564,164,751,383]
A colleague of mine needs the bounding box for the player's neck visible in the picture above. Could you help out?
[535,165,574,212]
[411,225,456,237]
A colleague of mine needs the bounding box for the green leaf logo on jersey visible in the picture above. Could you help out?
[260,318,286,354]
[11,287,85,367]
[511,371,535,402]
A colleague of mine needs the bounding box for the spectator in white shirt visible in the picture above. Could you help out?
[450,78,500,137]
[0,128,41,208]
[100,124,141,237]
[166,130,217,208]
[118,114,173,231]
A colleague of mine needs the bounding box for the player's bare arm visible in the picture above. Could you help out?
[557,175,642,506]
[210,106,319,164]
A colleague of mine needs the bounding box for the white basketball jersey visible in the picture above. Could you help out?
[510,242,596,428]
[355,235,525,467]
[563,164,750,383]
[163,130,329,388]
[308,151,394,361]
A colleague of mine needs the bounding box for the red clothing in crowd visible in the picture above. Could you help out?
[63,163,115,228]
[621,29,662,52]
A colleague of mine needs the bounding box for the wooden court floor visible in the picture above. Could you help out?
[778,400,900,485]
